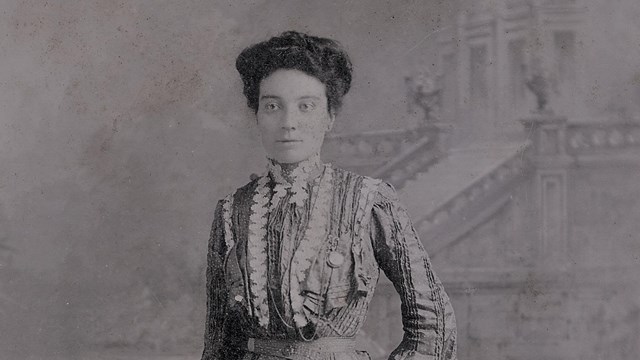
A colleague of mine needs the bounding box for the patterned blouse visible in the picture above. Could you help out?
[201,157,457,360]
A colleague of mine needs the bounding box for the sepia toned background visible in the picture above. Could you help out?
[1,0,639,359]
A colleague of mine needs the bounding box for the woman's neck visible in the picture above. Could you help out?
[267,154,324,184]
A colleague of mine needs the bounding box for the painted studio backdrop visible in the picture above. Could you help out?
[1,1,639,359]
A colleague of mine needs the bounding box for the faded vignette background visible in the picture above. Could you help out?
[1,1,640,359]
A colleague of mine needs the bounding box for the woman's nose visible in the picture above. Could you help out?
[281,108,299,129]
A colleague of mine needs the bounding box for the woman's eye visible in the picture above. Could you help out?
[299,102,316,112]
[264,103,280,111]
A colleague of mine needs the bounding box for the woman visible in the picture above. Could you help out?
[202,31,456,360]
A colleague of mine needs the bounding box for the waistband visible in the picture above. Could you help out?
[245,337,356,359]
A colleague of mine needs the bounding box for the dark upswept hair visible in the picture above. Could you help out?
[235,31,353,114]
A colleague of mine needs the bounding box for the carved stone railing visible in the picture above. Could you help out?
[413,144,532,256]
[369,133,443,189]
[322,125,444,184]
[566,121,640,155]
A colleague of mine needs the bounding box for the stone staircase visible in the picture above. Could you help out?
[322,124,445,187]
[324,124,531,254]
[398,141,531,256]
[371,115,640,360]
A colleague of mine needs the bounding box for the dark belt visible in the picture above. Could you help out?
[245,337,356,359]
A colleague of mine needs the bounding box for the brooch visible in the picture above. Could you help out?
[327,251,345,268]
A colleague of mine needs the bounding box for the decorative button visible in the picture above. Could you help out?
[327,251,345,268]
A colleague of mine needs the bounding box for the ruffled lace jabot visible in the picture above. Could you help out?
[266,154,327,208]
[266,154,325,186]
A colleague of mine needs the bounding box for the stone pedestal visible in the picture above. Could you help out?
[520,112,573,268]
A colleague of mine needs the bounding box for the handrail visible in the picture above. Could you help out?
[371,136,438,180]
[413,142,531,232]
[322,125,444,184]
[428,144,529,216]
[325,126,428,140]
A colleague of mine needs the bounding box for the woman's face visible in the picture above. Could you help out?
[257,69,335,164]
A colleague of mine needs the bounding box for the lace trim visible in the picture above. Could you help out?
[267,154,322,207]
[267,153,322,185]
[271,183,289,210]
[247,175,271,327]
[221,194,235,260]
[289,167,334,328]
[245,166,334,329]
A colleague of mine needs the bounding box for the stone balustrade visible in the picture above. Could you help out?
[414,145,531,249]
[566,121,640,154]
[360,115,640,360]
[370,135,442,189]
[411,115,640,262]
[322,125,443,180]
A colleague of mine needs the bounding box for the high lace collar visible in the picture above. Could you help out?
[266,154,325,186]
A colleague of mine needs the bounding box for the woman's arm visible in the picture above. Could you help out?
[201,200,229,360]
[370,183,457,360]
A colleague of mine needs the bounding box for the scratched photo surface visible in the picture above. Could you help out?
[1,1,639,359]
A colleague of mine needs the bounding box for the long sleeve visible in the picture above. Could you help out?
[370,183,457,360]
[201,200,228,360]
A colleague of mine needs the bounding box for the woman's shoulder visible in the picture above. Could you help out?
[217,173,266,204]
[330,166,397,202]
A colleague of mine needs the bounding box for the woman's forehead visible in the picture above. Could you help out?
[259,69,327,100]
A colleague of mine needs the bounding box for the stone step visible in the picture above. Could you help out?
[398,141,528,221]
